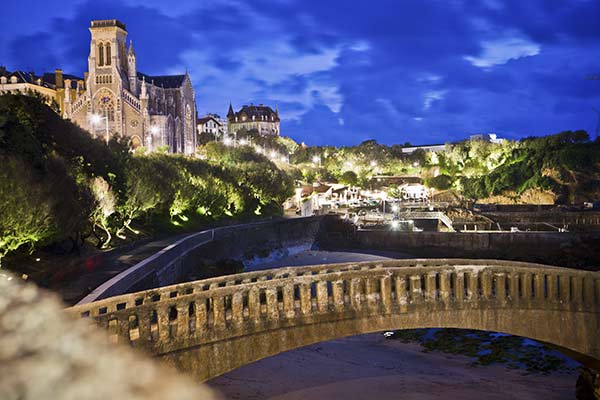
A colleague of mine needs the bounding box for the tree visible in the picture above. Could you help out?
[0,156,56,266]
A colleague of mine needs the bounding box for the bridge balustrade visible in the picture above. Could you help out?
[68,259,600,365]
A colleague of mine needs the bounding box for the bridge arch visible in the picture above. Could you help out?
[68,259,600,381]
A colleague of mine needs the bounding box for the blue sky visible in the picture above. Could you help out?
[1,0,599,145]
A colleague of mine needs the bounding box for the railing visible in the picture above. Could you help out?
[67,259,600,358]
[122,88,141,111]
[397,211,455,231]
[70,94,88,116]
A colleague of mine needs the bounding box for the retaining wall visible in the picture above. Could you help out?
[79,217,322,304]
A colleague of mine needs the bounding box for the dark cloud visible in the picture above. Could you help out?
[3,0,600,145]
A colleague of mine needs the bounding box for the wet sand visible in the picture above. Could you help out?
[208,334,576,400]
[208,250,577,400]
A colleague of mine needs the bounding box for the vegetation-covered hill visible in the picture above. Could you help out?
[229,129,600,205]
[0,94,293,262]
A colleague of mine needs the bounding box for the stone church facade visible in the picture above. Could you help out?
[66,20,196,154]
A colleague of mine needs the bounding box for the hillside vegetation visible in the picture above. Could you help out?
[238,130,600,204]
[0,94,293,262]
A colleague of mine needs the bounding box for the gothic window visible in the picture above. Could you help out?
[98,43,104,66]
[105,43,112,66]
[99,95,115,121]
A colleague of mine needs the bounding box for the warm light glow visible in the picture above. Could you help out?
[391,204,399,212]
[255,146,263,154]
[149,125,160,135]
[270,151,278,159]
[223,137,233,146]
[239,138,248,146]
[90,114,102,125]
[312,155,321,164]
[391,220,400,229]
[370,160,377,167]
[280,155,287,163]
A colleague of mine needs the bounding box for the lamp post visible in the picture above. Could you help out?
[312,155,321,167]
[149,125,161,149]
[90,112,109,145]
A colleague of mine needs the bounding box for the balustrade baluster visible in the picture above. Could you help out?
[424,272,437,302]
[300,283,312,315]
[380,275,392,312]
[157,305,170,342]
[349,278,362,309]
[454,272,465,302]
[409,275,423,303]
[494,272,506,302]
[439,271,451,303]
[248,287,260,320]
[508,272,519,301]
[231,292,243,324]
[464,271,476,301]
[212,296,226,329]
[176,303,189,336]
[365,277,378,308]
[521,272,532,300]
[332,280,345,312]
[533,274,545,301]
[480,270,492,300]
[283,284,295,318]
[266,287,279,319]
[583,276,595,307]
[559,275,570,304]
[395,275,408,309]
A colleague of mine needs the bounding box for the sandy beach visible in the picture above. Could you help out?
[208,333,576,400]
[207,250,577,400]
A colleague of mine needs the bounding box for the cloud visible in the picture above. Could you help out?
[464,36,541,68]
[2,0,599,145]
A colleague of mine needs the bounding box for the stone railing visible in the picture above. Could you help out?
[67,259,600,382]
[70,94,88,116]
[122,88,141,111]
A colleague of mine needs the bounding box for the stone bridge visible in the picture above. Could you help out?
[67,259,600,383]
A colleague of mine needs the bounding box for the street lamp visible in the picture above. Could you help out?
[90,113,109,145]
[312,155,321,167]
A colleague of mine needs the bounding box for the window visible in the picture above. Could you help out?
[98,43,104,66]
[10,76,17,84]
[105,43,112,66]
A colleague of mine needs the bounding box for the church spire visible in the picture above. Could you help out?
[128,40,135,55]
[227,102,235,119]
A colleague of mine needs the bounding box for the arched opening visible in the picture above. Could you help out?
[97,43,104,66]
[207,329,582,400]
[105,43,111,66]
[130,135,142,150]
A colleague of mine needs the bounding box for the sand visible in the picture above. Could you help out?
[208,334,575,400]
[207,250,577,400]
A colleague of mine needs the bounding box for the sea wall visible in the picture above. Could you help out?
[79,217,323,304]
[353,230,600,269]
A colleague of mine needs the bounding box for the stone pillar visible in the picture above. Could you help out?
[395,275,408,310]
[231,292,243,325]
[332,280,345,312]
[409,275,422,303]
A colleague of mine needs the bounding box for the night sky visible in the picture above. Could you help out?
[1,0,599,145]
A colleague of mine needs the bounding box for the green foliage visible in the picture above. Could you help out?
[425,174,452,190]
[0,94,295,258]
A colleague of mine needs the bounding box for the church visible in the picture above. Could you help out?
[66,19,196,154]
